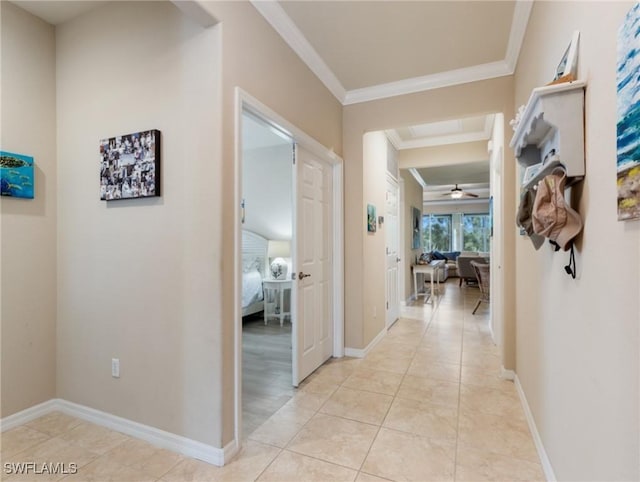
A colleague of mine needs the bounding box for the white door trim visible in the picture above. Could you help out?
[385,174,400,328]
[233,88,344,447]
[398,177,406,303]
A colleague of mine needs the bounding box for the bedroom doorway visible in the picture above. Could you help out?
[240,111,295,437]
[234,90,345,448]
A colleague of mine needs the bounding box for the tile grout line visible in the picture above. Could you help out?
[452,287,469,482]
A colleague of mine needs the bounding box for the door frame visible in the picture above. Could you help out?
[233,88,344,445]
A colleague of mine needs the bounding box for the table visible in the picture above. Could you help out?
[262,279,292,326]
[412,260,446,304]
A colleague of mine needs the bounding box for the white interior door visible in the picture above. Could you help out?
[292,144,333,385]
[385,176,400,327]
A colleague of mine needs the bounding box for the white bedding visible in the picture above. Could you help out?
[242,269,264,308]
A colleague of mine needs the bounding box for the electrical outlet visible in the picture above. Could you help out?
[373,306,377,318]
[111,358,120,378]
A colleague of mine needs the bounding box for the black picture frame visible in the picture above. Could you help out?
[100,129,161,201]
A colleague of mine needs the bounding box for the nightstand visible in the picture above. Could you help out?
[262,279,292,326]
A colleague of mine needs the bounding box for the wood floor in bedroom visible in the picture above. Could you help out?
[242,314,293,437]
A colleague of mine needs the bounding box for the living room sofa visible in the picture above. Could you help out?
[418,251,489,282]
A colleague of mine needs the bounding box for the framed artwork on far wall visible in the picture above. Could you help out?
[100,129,160,201]
[411,206,421,249]
[367,204,377,233]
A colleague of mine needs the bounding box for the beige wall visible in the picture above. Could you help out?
[361,131,388,343]
[514,2,639,479]
[423,201,489,215]
[56,1,222,445]
[399,170,423,300]
[1,2,57,417]
[398,141,488,169]
[343,77,515,354]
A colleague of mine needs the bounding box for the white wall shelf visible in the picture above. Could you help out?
[510,80,586,189]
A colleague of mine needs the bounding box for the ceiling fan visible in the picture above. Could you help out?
[442,184,479,199]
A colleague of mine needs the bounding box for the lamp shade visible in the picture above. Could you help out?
[268,240,290,258]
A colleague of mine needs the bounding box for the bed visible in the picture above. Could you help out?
[242,230,267,317]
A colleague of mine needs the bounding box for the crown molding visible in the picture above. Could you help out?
[400,131,493,150]
[505,1,534,72]
[250,0,346,103]
[252,0,532,106]
[343,60,512,105]
[385,130,403,150]
[409,168,427,189]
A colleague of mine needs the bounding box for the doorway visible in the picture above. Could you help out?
[234,90,344,446]
[240,111,294,437]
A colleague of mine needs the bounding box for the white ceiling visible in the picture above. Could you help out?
[253,0,533,105]
[279,1,514,90]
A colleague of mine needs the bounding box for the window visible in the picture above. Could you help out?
[462,214,490,252]
[422,214,452,251]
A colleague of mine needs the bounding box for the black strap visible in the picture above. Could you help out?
[564,244,576,279]
[549,239,561,252]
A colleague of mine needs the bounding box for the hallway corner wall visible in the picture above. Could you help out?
[55,1,222,446]
[1,1,57,418]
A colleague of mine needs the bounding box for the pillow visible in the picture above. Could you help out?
[442,251,461,261]
[242,256,262,273]
[418,252,433,264]
[432,251,447,260]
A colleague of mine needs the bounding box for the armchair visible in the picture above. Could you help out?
[456,254,489,286]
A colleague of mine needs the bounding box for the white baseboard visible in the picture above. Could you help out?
[1,398,234,467]
[344,326,387,358]
[514,376,556,482]
[0,399,59,432]
[500,366,516,380]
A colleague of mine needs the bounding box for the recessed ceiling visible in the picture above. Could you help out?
[389,114,494,149]
[417,160,490,188]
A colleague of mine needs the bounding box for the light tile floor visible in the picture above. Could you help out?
[1,280,544,481]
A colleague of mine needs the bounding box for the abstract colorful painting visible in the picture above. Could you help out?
[0,151,34,199]
[617,3,640,221]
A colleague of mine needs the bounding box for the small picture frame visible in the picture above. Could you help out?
[0,151,34,199]
[411,206,421,249]
[554,30,580,81]
[367,204,377,233]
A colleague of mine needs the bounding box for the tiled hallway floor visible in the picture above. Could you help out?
[1,281,544,481]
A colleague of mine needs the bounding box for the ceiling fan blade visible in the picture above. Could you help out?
[462,192,479,198]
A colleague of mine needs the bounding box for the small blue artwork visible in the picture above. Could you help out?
[0,151,34,199]
[617,3,640,220]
